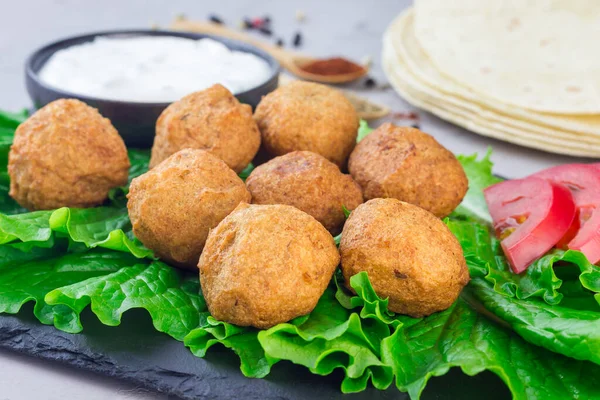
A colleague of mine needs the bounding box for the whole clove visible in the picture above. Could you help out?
[209,14,224,24]
[293,32,302,47]
[259,27,273,36]
[364,77,377,88]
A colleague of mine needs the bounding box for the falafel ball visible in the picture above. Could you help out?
[8,99,130,211]
[150,84,261,173]
[128,149,251,269]
[254,81,359,167]
[348,123,468,218]
[246,151,363,234]
[199,202,340,329]
[339,198,469,317]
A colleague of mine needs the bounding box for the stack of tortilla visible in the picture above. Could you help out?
[382,0,600,157]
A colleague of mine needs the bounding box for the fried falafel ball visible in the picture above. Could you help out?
[340,198,469,317]
[254,81,359,167]
[348,123,468,218]
[199,203,340,329]
[246,151,363,234]
[150,84,261,173]
[128,149,251,269]
[8,99,130,211]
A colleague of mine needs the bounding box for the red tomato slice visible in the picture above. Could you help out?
[531,164,600,263]
[484,178,576,273]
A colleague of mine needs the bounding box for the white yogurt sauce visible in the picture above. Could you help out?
[38,36,273,103]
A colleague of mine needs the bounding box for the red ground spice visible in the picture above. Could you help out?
[299,57,365,76]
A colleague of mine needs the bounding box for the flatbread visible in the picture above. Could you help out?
[413,0,600,114]
[392,10,600,139]
[382,35,600,156]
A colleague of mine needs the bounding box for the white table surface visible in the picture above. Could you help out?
[0,1,595,399]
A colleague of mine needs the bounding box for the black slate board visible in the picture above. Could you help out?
[0,304,511,399]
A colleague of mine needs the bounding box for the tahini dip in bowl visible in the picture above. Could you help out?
[26,30,280,147]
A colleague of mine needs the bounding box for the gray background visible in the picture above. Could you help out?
[0,0,593,399]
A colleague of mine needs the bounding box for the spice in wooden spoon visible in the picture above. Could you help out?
[170,18,368,84]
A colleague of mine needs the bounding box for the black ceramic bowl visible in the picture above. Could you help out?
[25,30,280,148]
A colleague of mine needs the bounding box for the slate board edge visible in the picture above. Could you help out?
[0,320,204,400]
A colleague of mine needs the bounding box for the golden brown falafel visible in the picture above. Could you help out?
[246,151,363,234]
[348,123,468,218]
[254,81,359,167]
[199,202,340,329]
[8,99,130,211]
[339,198,469,317]
[150,84,260,173]
[128,149,250,269]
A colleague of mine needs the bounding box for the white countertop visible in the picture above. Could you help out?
[0,0,595,399]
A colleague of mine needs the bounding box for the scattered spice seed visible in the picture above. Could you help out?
[411,124,421,129]
[364,77,377,88]
[276,38,284,47]
[293,32,303,47]
[263,15,272,24]
[242,18,253,29]
[209,14,224,24]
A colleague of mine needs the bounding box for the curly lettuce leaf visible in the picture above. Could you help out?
[453,150,501,223]
[0,109,28,129]
[184,313,272,378]
[0,248,144,328]
[0,210,53,245]
[447,218,600,308]
[238,163,255,181]
[383,296,600,400]
[186,282,394,392]
[335,272,399,328]
[467,277,600,366]
[46,261,203,340]
[258,286,394,393]
[357,119,374,142]
[0,110,28,214]
[335,272,600,399]
[0,206,152,258]
[486,249,600,307]
[48,207,152,258]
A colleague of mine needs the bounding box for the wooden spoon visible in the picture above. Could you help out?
[170,18,368,84]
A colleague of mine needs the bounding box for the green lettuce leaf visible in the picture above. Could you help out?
[259,285,394,393]
[186,277,396,391]
[486,248,600,306]
[452,150,501,223]
[184,313,271,378]
[383,296,600,400]
[238,163,255,181]
[357,119,374,142]
[447,218,600,308]
[0,248,144,329]
[334,271,600,399]
[0,110,28,214]
[46,261,203,340]
[467,277,600,366]
[0,206,152,258]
